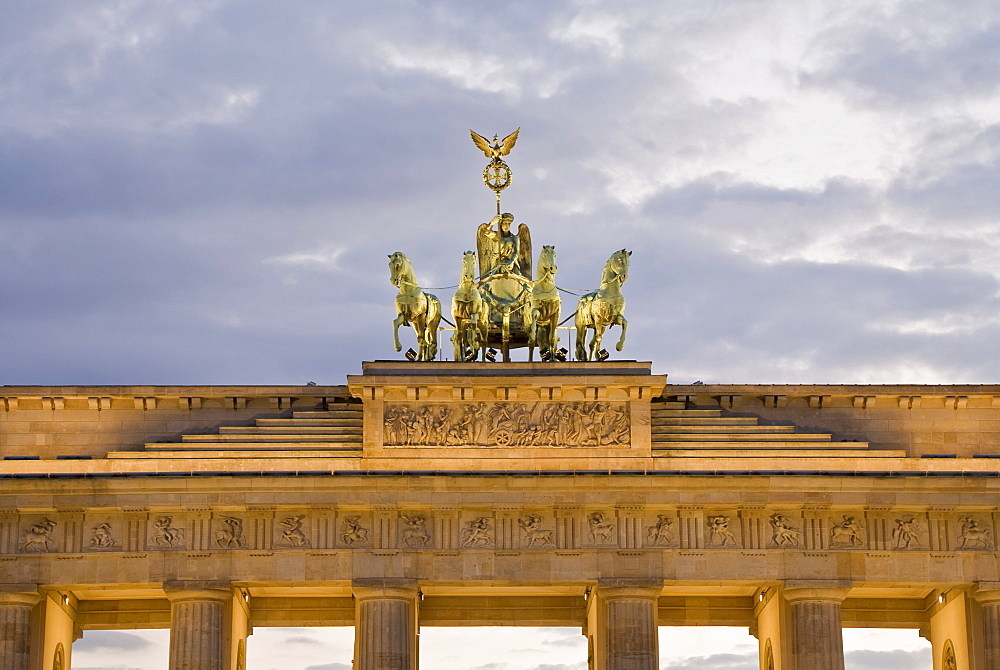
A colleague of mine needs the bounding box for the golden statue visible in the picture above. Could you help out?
[476,212,532,280]
[388,252,441,361]
[451,250,489,361]
[575,249,631,361]
[526,245,561,359]
[470,128,519,214]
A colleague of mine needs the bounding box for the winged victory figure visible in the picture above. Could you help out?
[470,128,520,161]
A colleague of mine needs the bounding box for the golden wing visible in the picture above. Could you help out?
[499,128,520,156]
[469,130,494,158]
[516,222,532,279]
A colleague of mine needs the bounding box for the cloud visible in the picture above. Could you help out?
[661,652,758,669]
[284,634,323,645]
[846,648,932,669]
[74,631,154,652]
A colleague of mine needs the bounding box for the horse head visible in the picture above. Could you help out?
[602,249,631,285]
[536,245,557,281]
[388,251,413,288]
[461,250,477,283]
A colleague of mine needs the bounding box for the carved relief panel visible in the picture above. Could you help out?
[643,512,677,548]
[383,401,630,447]
[586,511,618,547]
[399,513,432,548]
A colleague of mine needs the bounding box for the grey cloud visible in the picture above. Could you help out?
[285,634,322,645]
[846,648,931,669]
[74,631,154,652]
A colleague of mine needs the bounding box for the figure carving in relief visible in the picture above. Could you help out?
[341,516,370,546]
[89,522,119,548]
[892,515,921,549]
[277,515,310,547]
[461,517,494,547]
[383,401,630,447]
[151,516,185,547]
[588,512,616,545]
[645,515,675,546]
[830,515,864,547]
[21,518,56,553]
[518,514,553,547]
[707,515,737,547]
[768,514,801,548]
[400,515,430,547]
[215,516,247,549]
[958,517,993,549]
[943,640,957,670]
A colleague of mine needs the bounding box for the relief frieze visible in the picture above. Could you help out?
[383,401,630,447]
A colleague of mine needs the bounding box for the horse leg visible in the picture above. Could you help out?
[591,325,605,360]
[615,315,628,352]
[412,316,427,360]
[575,325,588,361]
[453,319,464,361]
[392,314,406,352]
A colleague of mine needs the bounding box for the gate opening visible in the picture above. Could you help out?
[246,627,354,670]
[843,628,931,669]
[658,626,758,668]
[73,629,168,670]
[419,627,587,670]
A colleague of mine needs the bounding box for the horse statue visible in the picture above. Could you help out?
[575,249,631,361]
[452,250,489,361]
[527,245,561,360]
[389,251,442,361]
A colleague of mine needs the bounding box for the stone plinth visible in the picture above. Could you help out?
[348,361,665,461]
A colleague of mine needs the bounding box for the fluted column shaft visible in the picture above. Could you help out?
[591,580,661,670]
[353,580,419,670]
[0,592,40,670]
[974,589,1000,669]
[784,588,848,670]
[166,586,232,670]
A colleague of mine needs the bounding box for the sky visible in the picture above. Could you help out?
[3,0,1000,386]
[3,0,997,668]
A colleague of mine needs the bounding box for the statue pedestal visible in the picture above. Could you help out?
[347,362,666,464]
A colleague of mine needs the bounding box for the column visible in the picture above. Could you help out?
[587,579,661,670]
[0,587,40,670]
[165,581,235,670]
[783,583,849,670]
[975,587,1000,670]
[352,579,419,670]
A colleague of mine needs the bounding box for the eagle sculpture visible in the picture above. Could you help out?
[470,128,520,161]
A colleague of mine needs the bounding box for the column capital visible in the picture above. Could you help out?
[352,578,419,601]
[163,580,233,603]
[0,585,40,607]
[596,578,663,600]
[783,580,851,604]
[972,582,1000,605]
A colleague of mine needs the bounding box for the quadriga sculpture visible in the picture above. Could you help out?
[452,250,489,361]
[389,251,442,361]
[527,245,560,360]
[575,249,630,361]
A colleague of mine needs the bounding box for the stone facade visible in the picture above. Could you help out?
[2,362,1000,668]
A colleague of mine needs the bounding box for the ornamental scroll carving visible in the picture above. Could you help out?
[383,401,630,447]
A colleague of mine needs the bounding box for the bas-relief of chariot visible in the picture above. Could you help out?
[390,129,631,363]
